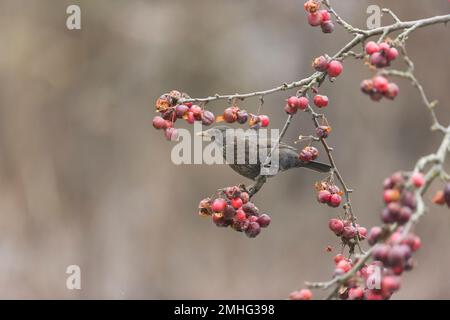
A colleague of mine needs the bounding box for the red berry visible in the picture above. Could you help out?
[381,276,401,296]
[379,42,390,54]
[317,189,332,203]
[327,60,343,77]
[236,110,248,124]
[245,222,261,238]
[312,56,329,72]
[222,205,236,221]
[223,107,237,123]
[235,209,247,221]
[334,253,345,264]
[372,244,390,262]
[201,110,215,126]
[231,197,243,209]
[289,289,312,300]
[297,97,309,110]
[383,189,400,203]
[240,192,250,204]
[411,172,425,188]
[307,12,323,26]
[358,227,367,239]
[190,105,203,120]
[259,115,270,127]
[164,127,178,141]
[211,198,227,212]
[257,214,271,228]
[336,259,352,273]
[342,225,357,239]
[370,52,388,68]
[373,76,389,93]
[284,104,298,115]
[152,116,166,130]
[432,190,446,205]
[328,218,344,235]
[248,215,258,223]
[287,96,299,108]
[360,79,374,94]
[313,95,329,108]
[299,149,313,162]
[386,47,398,61]
[365,41,380,55]
[348,287,364,300]
[319,9,330,21]
[384,82,399,100]
[367,226,382,245]
[329,194,342,207]
[175,104,189,118]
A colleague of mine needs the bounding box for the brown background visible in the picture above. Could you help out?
[0,0,449,299]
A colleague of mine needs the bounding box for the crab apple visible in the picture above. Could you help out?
[316,125,331,139]
[358,227,367,239]
[327,60,343,77]
[317,189,332,203]
[297,96,309,110]
[319,9,330,21]
[342,225,357,239]
[401,191,417,210]
[242,202,259,215]
[373,76,389,93]
[236,110,249,124]
[365,289,383,300]
[384,189,400,203]
[186,111,195,124]
[211,198,227,213]
[222,205,236,221]
[235,209,247,221]
[372,244,390,262]
[360,79,374,94]
[245,222,261,238]
[212,213,229,227]
[284,104,298,115]
[190,105,203,120]
[175,104,189,118]
[257,214,271,228]
[336,259,352,273]
[303,0,319,13]
[232,219,249,232]
[201,110,215,126]
[432,190,446,205]
[334,254,345,264]
[259,115,270,127]
[224,186,240,199]
[384,82,399,100]
[370,52,388,68]
[368,226,382,246]
[444,183,450,207]
[312,56,329,72]
[152,116,166,130]
[386,47,399,61]
[402,234,421,252]
[381,276,401,296]
[313,95,329,108]
[307,12,323,26]
[411,172,425,188]
[248,215,258,223]
[223,107,237,123]
[289,289,312,300]
[321,21,335,33]
[348,287,364,300]
[287,96,300,108]
[231,197,243,209]
[329,194,342,207]
[378,42,390,53]
[365,41,380,55]
[164,127,178,141]
[329,218,344,235]
[240,192,250,204]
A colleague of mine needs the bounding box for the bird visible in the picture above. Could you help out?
[197,125,331,180]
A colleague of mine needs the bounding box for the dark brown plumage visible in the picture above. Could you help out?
[198,126,331,180]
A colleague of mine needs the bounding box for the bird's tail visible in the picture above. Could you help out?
[301,160,332,173]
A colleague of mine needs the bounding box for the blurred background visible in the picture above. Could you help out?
[0,0,449,299]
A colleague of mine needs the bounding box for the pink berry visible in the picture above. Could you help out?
[245,222,261,238]
[319,9,330,21]
[329,193,342,207]
[201,110,215,126]
[365,41,380,55]
[307,12,323,26]
[358,227,367,239]
[289,289,312,300]
[234,209,247,221]
[313,95,329,108]
[317,189,332,203]
[383,189,400,203]
[370,52,388,68]
[334,254,345,264]
[386,47,399,61]
[379,42,390,54]
[373,76,389,93]
[257,214,271,228]
[367,226,382,246]
[384,82,399,100]
[297,97,309,110]
[284,104,298,115]
[327,60,343,77]
[312,56,329,72]
[186,111,195,124]
[164,127,178,141]
[175,104,189,118]
[152,116,166,130]
[336,259,352,273]
[190,105,203,120]
[211,198,227,213]
[287,96,299,108]
[231,197,243,209]
[411,172,425,188]
[342,225,357,239]
[328,218,344,235]
[259,115,270,127]
[348,287,364,300]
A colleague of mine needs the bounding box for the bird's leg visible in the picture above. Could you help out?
[248,175,267,197]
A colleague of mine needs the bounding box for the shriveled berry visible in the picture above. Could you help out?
[242,202,259,216]
[329,218,344,235]
[360,79,374,94]
[153,116,166,130]
[316,125,331,138]
[212,213,229,227]
[307,12,323,26]
[312,56,329,72]
[313,95,329,108]
[245,222,261,238]
[321,21,335,33]
[232,219,249,232]
[317,189,332,203]
[327,60,343,77]
[303,0,320,13]
[223,205,236,221]
[198,198,212,217]
[329,194,342,207]
[224,186,240,199]
[211,198,227,213]
[201,110,215,126]
[257,214,271,228]
[365,41,380,55]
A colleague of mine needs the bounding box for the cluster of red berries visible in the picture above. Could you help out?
[432,183,450,207]
[299,146,319,163]
[365,41,399,68]
[304,1,334,33]
[153,90,215,140]
[219,106,270,130]
[360,75,399,101]
[198,186,271,238]
[284,93,330,114]
[329,218,367,243]
[381,171,422,225]
[312,56,343,78]
[316,181,342,208]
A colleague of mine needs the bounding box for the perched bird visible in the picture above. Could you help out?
[198,125,331,180]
